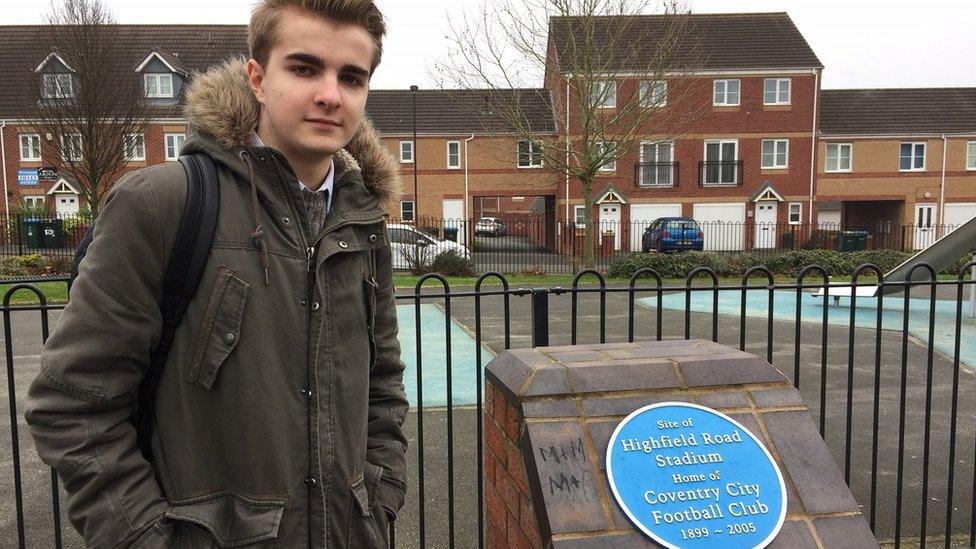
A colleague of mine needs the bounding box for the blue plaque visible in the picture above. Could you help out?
[607,402,786,548]
[18,169,38,186]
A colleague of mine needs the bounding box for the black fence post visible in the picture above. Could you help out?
[16,214,23,257]
[531,288,549,347]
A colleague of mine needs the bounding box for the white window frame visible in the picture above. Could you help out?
[42,73,73,99]
[638,140,675,187]
[399,140,414,164]
[123,133,145,161]
[446,140,460,169]
[60,133,82,162]
[825,143,852,172]
[761,139,789,169]
[713,79,740,106]
[788,202,802,225]
[591,80,616,109]
[702,139,739,186]
[899,142,926,172]
[164,132,185,161]
[574,205,587,228]
[23,196,45,211]
[144,73,174,98]
[517,139,543,168]
[400,200,415,222]
[966,141,976,171]
[19,134,41,161]
[639,80,667,107]
[596,140,616,172]
[763,78,791,105]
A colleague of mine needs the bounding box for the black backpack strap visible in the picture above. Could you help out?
[136,152,220,459]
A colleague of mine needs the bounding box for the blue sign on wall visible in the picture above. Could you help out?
[18,169,39,186]
[607,402,786,548]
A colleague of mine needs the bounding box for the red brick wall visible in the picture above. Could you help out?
[484,381,543,549]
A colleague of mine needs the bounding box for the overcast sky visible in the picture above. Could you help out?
[1,0,973,90]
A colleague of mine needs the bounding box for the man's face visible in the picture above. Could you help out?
[247,7,374,163]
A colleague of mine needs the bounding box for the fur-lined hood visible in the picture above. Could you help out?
[183,57,401,212]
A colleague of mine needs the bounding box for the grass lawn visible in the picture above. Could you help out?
[0,280,69,305]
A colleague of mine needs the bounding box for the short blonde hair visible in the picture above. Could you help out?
[248,0,386,73]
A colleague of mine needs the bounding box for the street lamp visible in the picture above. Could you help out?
[410,85,419,223]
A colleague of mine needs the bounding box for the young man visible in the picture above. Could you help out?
[25,1,407,547]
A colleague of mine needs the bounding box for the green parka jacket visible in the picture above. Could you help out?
[25,58,408,548]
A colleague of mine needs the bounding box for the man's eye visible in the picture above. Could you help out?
[292,66,313,76]
[341,75,363,87]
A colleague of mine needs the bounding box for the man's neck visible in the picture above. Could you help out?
[256,128,333,191]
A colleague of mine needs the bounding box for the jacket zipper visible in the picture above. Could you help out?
[266,151,318,548]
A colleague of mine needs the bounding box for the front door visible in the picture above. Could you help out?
[600,204,621,250]
[754,202,778,249]
[55,194,79,217]
[914,203,936,250]
[442,198,466,246]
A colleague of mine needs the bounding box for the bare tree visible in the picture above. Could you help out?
[26,0,152,217]
[436,0,706,266]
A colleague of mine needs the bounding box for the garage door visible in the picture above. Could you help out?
[693,203,746,251]
[944,203,976,233]
[629,204,682,251]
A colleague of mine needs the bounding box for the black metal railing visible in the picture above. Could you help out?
[634,161,678,188]
[4,266,976,547]
[698,159,743,187]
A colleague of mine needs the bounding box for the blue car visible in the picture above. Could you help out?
[642,217,704,252]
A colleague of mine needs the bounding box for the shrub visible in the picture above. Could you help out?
[0,254,74,277]
[430,249,476,277]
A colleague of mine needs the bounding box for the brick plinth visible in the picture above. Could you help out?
[484,340,879,548]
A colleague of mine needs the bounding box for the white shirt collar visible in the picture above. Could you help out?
[252,133,334,208]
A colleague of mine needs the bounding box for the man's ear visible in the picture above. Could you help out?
[245,58,267,105]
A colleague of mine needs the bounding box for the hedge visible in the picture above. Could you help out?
[607,250,976,280]
[0,254,73,277]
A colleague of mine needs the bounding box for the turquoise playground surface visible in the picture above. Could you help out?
[397,304,494,408]
[637,290,976,369]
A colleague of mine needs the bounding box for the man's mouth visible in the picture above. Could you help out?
[306,118,341,129]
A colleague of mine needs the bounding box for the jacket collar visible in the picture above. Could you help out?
[182,57,401,213]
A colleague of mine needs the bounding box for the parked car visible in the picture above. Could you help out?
[474,217,506,237]
[387,223,471,270]
[642,217,704,252]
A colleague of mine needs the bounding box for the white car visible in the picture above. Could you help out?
[387,223,471,270]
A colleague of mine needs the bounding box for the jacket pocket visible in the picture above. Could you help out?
[362,275,378,371]
[187,266,249,389]
[164,491,286,548]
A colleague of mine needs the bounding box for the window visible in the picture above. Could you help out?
[517,140,543,168]
[123,134,145,161]
[447,141,460,169]
[400,201,415,222]
[761,139,789,169]
[825,143,852,172]
[713,79,740,106]
[967,141,976,170]
[19,134,41,161]
[590,80,616,108]
[399,141,414,163]
[638,141,673,187]
[640,80,667,107]
[702,140,738,185]
[899,142,926,171]
[595,141,616,172]
[22,196,45,212]
[788,202,802,225]
[42,73,73,99]
[574,205,586,228]
[763,78,791,105]
[165,133,186,161]
[60,133,82,161]
[144,73,174,98]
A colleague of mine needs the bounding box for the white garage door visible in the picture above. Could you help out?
[944,203,976,233]
[693,203,746,251]
[629,204,682,251]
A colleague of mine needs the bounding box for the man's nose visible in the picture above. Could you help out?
[315,76,342,110]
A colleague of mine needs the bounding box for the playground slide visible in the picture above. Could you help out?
[815,214,976,298]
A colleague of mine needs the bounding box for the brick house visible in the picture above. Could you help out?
[364,88,559,246]
[817,88,976,250]
[545,12,824,252]
[0,25,247,217]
